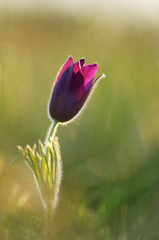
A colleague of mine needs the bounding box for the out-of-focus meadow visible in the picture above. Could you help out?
[0,9,159,240]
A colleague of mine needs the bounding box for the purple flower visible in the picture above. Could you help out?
[49,56,104,123]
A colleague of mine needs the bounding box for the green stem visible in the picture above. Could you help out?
[44,120,59,239]
[45,120,58,158]
[45,203,54,240]
[48,120,58,141]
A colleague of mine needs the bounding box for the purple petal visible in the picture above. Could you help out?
[53,71,85,122]
[73,58,85,74]
[81,63,98,87]
[70,71,85,100]
[62,81,95,122]
[55,55,74,85]
[49,64,74,121]
[80,58,85,68]
[84,74,105,93]
[73,61,80,74]
[84,78,94,92]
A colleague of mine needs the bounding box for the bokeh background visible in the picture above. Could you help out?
[0,0,159,239]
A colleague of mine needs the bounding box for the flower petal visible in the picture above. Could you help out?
[62,81,95,122]
[84,78,94,92]
[80,58,85,68]
[52,71,85,122]
[69,71,85,99]
[84,73,105,93]
[73,61,81,74]
[73,58,85,74]
[56,55,74,85]
[81,63,98,87]
[49,64,74,121]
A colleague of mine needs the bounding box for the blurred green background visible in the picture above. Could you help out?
[0,2,159,239]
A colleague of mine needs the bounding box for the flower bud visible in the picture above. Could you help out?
[49,56,104,123]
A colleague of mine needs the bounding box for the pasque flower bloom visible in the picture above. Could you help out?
[49,56,104,123]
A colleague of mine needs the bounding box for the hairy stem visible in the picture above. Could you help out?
[45,120,58,157]
[44,120,59,239]
[45,203,54,240]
